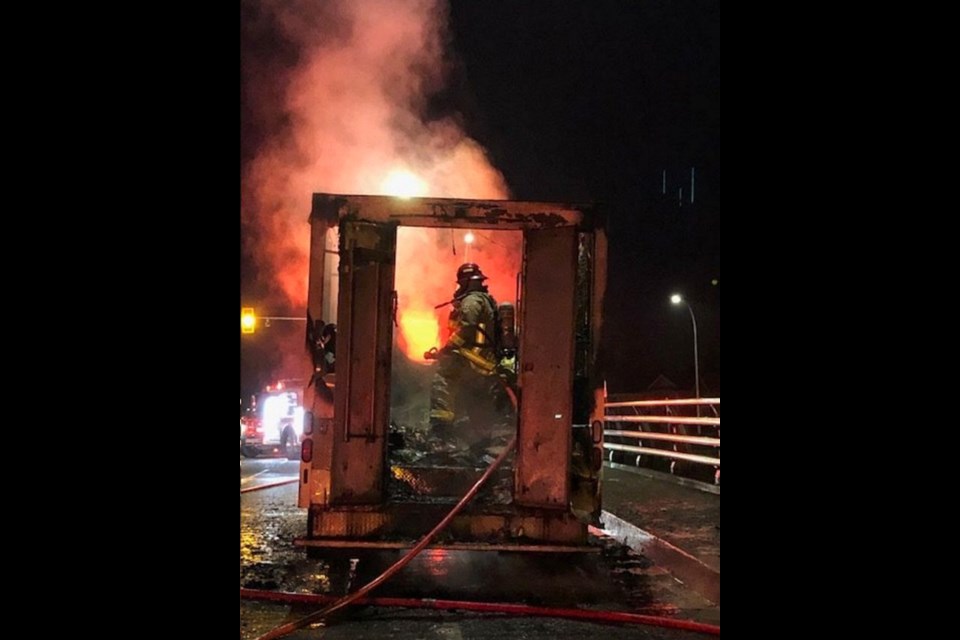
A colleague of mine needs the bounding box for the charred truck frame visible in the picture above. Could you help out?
[297,194,606,549]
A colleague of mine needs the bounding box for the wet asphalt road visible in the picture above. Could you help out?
[240,457,718,639]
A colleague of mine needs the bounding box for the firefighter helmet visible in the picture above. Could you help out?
[456,262,488,284]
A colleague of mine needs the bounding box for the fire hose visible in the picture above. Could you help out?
[253,431,518,640]
[241,588,720,635]
[252,383,518,640]
[250,383,720,638]
[240,478,299,494]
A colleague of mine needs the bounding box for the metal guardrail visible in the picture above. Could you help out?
[604,397,720,484]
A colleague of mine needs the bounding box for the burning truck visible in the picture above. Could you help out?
[294,194,606,550]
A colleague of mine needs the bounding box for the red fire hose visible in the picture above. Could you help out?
[241,588,720,635]
[240,478,299,494]
[253,430,518,640]
[250,386,719,638]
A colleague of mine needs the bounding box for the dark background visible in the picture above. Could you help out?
[241,0,720,400]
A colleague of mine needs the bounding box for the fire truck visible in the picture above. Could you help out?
[240,380,306,458]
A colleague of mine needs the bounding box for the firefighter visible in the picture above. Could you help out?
[426,263,512,450]
[305,316,337,395]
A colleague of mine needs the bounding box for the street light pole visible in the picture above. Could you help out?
[670,294,700,402]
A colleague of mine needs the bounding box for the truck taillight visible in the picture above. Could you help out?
[301,438,313,463]
[243,420,260,438]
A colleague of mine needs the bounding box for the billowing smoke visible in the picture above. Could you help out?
[241,0,510,311]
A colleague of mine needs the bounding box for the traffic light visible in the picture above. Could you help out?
[241,307,256,334]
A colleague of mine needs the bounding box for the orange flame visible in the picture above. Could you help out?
[398,308,441,365]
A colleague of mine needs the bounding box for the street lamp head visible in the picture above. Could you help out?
[668,293,699,401]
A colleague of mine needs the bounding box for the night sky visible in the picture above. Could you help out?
[241,0,720,400]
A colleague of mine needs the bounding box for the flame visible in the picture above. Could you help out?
[398,308,440,364]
